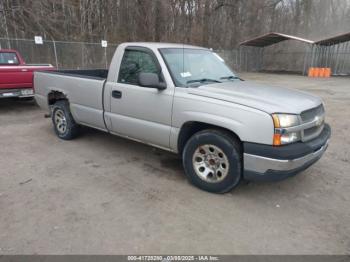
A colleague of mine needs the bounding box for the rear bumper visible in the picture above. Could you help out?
[243,123,331,181]
[0,88,34,99]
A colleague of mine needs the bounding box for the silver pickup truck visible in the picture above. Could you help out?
[34,42,331,193]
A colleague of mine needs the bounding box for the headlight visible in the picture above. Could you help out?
[272,114,301,146]
[272,114,299,128]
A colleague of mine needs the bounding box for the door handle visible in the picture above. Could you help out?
[112,90,122,99]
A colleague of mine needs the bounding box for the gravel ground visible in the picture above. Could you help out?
[0,73,349,254]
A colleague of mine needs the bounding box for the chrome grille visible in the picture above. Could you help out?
[301,104,325,142]
[304,126,319,137]
[301,104,325,123]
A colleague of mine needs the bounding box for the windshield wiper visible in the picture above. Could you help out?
[186,78,222,85]
[220,75,241,80]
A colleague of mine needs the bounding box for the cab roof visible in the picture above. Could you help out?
[0,49,19,53]
[121,42,208,50]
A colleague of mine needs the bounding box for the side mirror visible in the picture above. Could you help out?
[138,73,166,90]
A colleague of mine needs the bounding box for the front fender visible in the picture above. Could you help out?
[170,97,274,151]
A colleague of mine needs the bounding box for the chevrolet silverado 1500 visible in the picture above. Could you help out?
[0,49,54,99]
[34,43,331,193]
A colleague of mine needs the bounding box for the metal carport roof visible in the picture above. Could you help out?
[239,32,314,47]
[315,32,350,46]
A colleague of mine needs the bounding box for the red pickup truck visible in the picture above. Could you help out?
[0,49,55,99]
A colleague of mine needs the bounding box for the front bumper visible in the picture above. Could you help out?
[243,123,331,181]
[0,88,34,99]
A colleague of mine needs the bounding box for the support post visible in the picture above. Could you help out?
[104,48,108,69]
[53,40,59,69]
[303,44,311,75]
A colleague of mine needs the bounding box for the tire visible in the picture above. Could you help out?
[182,129,242,193]
[51,100,79,140]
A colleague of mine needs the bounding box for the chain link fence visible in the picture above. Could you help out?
[0,38,118,69]
[0,38,242,71]
[0,37,316,73]
[216,42,315,74]
[2,38,349,75]
[217,43,350,75]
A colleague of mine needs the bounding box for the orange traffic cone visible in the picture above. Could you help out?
[314,68,321,77]
[320,68,326,78]
[308,68,315,77]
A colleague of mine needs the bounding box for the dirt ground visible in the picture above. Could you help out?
[0,73,349,255]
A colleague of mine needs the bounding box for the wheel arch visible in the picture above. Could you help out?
[177,121,243,155]
[48,90,68,106]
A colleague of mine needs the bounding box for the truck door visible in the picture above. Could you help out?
[106,47,174,149]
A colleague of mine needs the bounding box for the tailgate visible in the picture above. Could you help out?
[0,65,54,89]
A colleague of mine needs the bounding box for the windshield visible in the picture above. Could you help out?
[0,52,19,65]
[159,48,237,87]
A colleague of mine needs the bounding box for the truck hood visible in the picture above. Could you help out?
[188,81,322,114]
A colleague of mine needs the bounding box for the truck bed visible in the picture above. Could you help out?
[47,69,109,80]
[34,70,108,131]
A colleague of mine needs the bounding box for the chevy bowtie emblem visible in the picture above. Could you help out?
[315,116,323,126]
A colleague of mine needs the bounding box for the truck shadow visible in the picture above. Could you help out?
[80,126,185,181]
[0,98,38,113]
[79,126,306,191]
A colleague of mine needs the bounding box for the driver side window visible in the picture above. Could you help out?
[118,49,159,85]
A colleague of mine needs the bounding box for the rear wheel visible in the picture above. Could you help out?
[51,100,79,140]
[182,129,242,193]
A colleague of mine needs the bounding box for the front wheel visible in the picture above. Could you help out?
[182,129,242,193]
